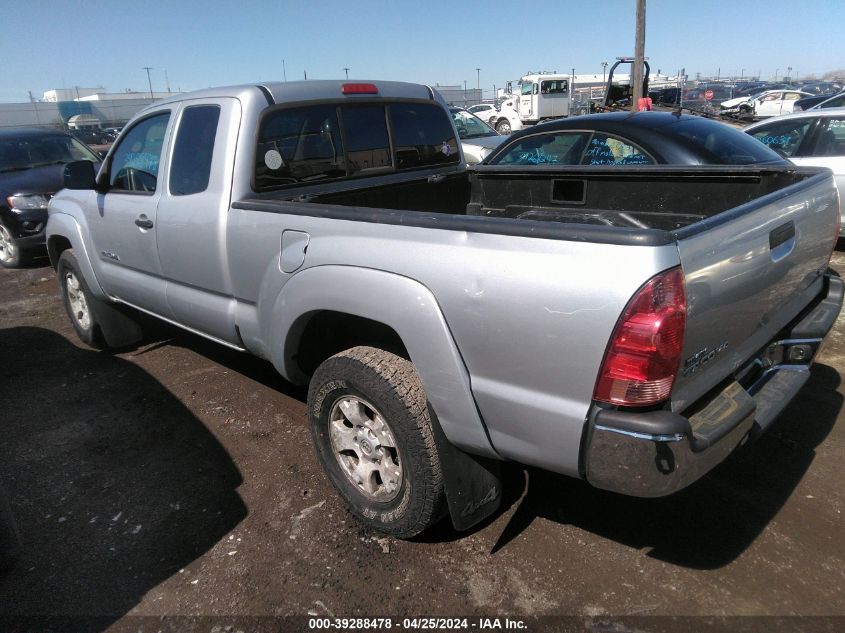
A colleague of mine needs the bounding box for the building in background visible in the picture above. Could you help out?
[42,87,104,102]
[433,84,482,107]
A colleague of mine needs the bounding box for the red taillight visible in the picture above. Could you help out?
[594,267,686,407]
[342,83,378,95]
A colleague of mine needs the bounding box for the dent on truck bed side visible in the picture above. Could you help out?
[264,265,499,458]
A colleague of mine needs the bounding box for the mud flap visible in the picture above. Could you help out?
[430,411,502,531]
[93,301,143,348]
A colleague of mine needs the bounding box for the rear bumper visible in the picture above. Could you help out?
[582,273,843,498]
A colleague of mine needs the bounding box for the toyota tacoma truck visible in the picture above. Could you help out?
[46,80,843,538]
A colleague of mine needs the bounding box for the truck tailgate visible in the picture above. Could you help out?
[671,169,839,413]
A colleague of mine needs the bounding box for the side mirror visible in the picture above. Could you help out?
[63,160,97,190]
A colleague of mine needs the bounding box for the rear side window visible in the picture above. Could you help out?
[581,133,653,165]
[812,117,845,157]
[540,80,568,94]
[747,119,814,157]
[110,112,170,192]
[170,105,220,196]
[254,101,458,191]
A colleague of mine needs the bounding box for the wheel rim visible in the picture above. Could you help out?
[328,395,403,502]
[498,121,511,134]
[0,224,16,264]
[64,271,92,331]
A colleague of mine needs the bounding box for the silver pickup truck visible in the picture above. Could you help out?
[46,80,843,538]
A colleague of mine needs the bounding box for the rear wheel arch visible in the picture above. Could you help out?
[269,266,498,458]
[288,310,410,378]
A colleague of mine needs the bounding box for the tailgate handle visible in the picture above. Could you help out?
[769,221,795,250]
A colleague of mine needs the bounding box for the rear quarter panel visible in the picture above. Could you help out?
[227,205,680,475]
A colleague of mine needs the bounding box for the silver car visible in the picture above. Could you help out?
[449,107,507,164]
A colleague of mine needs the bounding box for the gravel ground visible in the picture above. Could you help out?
[0,252,843,632]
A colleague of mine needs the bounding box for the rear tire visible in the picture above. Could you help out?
[308,346,446,538]
[496,119,512,134]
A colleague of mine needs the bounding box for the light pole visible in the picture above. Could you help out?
[787,66,792,83]
[601,61,608,85]
[343,67,349,80]
[775,68,779,82]
[475,67,480,95]
[463,79,467,106]
[143,67,153,99]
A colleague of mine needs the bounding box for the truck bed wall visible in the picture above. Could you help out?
[277,166,810,233]
[468,167,807,231]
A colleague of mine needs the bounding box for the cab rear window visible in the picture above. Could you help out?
[254,101,458,191]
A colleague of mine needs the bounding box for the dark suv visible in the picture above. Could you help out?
[0,128,100,267]
[71,127,118,146]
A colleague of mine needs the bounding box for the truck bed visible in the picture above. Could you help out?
[255,165,820,234]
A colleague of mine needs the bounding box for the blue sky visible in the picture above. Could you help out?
[1,0,843,102]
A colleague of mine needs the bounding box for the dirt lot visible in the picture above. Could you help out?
[1,252,844,632]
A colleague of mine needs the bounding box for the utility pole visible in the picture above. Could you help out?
[343,67,349,80]
[29,91,41,125]
[631,0,646,111]
[143,67,154,99]
[475,68,480,90]
[602,60,608,85]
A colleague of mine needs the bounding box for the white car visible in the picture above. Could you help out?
[722,89,812,118]
[467,104,498,125]
[449,108,507,163]
[745,107,845,232]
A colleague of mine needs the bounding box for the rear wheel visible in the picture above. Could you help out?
[308,346,445,538]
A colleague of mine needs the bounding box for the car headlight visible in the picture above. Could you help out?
[6,194,50,212]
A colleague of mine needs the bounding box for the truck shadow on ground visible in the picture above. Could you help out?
[130,315,308,402]
[487,363,842,569]
[0,327,247,630]
[90,317,842,571]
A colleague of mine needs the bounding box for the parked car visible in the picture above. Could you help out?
[720,89,812,117]
[71,127,118,146]
[449,107,506,163]
[467,103,498,125]
[794,93,837,112]
[810,91,845,110]
[745,107,845,232]
[483,111,788,167]
[0,127,100,267]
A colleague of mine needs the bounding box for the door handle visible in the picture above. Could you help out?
[134,215,154,229]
